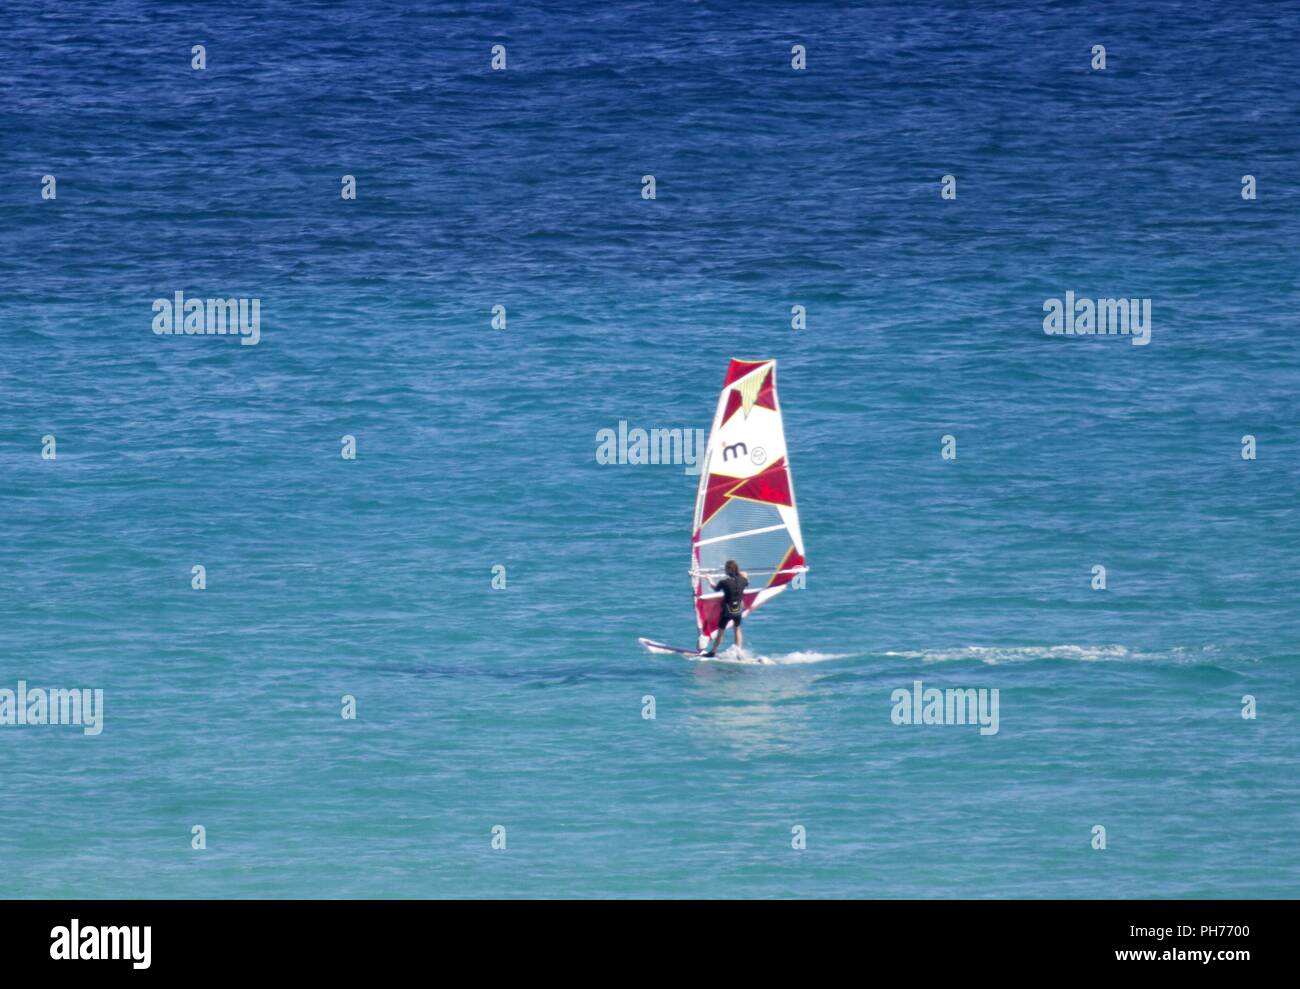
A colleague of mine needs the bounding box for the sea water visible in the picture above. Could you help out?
[1,1,1298,898]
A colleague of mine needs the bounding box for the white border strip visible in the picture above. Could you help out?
[695,522,789,547]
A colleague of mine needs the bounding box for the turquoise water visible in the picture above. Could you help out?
[2,1,1298,898]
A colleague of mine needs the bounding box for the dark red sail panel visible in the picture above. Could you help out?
[723,358,770,388]
[726,457,791,508]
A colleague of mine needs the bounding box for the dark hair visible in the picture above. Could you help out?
[724,560,739,576]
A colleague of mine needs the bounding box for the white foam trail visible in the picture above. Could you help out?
[882,644,1216,666]
[713,647,859,666]
[763,649,859,665]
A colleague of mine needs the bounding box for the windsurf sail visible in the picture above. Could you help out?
[692,358,807,650]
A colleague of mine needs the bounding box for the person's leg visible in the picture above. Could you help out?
[712,617,734,654]
[704,621,723,654]
[735,623,743,651]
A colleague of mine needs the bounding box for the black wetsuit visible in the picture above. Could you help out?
[713,573,749,629]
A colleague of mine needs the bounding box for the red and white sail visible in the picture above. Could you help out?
[692,359,807,649]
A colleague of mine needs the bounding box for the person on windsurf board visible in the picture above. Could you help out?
[637,359,808,660]
[701,560,748,656]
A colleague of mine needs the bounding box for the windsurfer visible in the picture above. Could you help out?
[703,560,748,656]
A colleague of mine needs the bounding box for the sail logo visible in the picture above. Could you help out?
[1042,292,1151,346]
[0,681,104,736]
[890,680,999,736]
[595,421,707,475]
[152,291,261,346]
[50,919,151,969]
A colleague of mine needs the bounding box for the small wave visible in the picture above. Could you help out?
[881,644,1218,666]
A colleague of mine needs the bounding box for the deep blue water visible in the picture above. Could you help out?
[2,1,1298,898]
